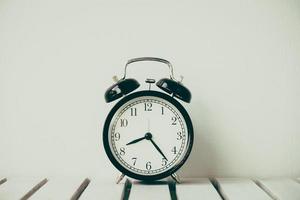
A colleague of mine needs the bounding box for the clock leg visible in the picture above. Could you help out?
[116,173,125,184]
[171,173,181,184]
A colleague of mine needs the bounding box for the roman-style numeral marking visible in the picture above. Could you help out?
[130,107,137,116]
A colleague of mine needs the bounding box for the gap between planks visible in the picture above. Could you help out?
[121,179,132,200]
[210,178,226,200]
[255,178,300,200]
[120,178,222,200]
[253,180,279,200]
[20,178,48,200]
[168,181,177,200]
[211,178,280,200]
[0,177,92,200]
[30,177,91,200]
[70,178,91,200]
[0,178,7,186]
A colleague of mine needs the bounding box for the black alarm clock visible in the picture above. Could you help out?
[103,57,194,183]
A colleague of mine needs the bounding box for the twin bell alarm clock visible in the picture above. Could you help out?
[103,57,194,183]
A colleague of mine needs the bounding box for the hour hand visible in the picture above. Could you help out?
[126,136,146,145]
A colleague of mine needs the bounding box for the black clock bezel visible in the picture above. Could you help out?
[103,90,194,181]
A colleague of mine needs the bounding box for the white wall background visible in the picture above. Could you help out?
[1,0,300,179]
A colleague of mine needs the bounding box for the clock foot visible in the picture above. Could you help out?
[116,173,125,184]
[171,173,181,184]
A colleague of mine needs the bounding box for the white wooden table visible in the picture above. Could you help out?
[0,177,299,199]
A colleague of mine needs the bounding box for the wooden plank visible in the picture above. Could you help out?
[0,177,45,199]
[216,178,272,200]
[30,177,86,199]
[129,181,170,200]
[176,178,222,200]
[257,178,300,200]
[80,179,124,199]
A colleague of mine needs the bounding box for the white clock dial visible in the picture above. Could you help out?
[108,95,189,176]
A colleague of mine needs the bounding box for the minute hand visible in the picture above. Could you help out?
[149,138,168,161]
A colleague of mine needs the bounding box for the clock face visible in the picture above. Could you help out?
[103,90,193,180]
